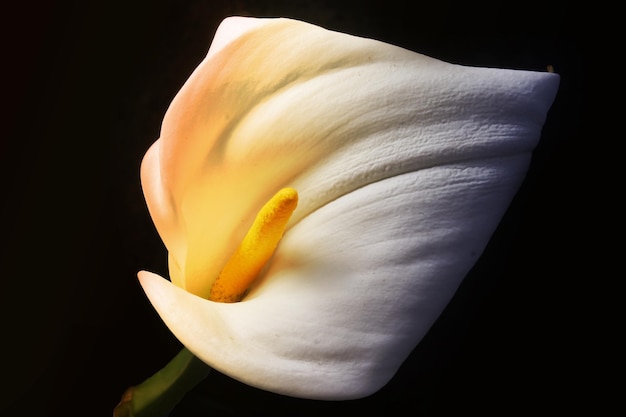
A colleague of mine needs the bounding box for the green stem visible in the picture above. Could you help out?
[114,347,211,417]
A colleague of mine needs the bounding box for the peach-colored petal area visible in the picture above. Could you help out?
[205,16,268,59]
[140,16,559,298]
[139,153,536,400]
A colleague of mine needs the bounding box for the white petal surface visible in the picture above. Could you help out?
[138,16,559,399]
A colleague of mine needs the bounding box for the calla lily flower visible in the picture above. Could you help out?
[136,16,559,402]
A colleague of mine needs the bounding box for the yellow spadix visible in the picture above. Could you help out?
[209,187,298,303]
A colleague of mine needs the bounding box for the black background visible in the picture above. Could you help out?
[2,1,597,416]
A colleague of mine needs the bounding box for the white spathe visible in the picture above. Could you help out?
[138,16,559,400]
